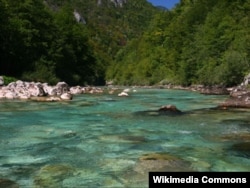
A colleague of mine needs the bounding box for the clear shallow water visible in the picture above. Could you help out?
[0,88,250,187]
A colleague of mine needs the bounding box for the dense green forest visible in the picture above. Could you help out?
[0,0,249,86]
[0,0,157,85]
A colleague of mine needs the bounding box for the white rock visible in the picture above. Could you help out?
[60,93,73,100]
[118,92,129,97]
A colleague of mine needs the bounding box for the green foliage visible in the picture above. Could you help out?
[1,0,249,87]
[108,0,250,87]
[52,4,98,85]
[217,50,249,86]
[0,0,157,86]
[2,76,18,85]
[21,57,59,85]
[196,58,221,86]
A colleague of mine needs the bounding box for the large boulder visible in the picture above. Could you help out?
[55,82,70,95]
[158,104,182,113]
[133,104,184,117]
[60,93,73,100]
[158,104,183,115]
[27,82,46,97]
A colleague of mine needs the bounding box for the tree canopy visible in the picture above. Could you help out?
[0,0,249,87]
[107,0,250,87]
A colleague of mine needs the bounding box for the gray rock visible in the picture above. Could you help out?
[0,76,4,86]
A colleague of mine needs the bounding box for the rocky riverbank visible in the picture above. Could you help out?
[1,74,250,108]
[218,86,250,108]
[0,79,103,101]
[189,85,250,108]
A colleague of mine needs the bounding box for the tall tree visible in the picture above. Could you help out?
[54,5,98,85]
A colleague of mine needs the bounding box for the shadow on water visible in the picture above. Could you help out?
[229,142,250,158]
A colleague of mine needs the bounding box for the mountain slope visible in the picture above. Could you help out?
[106,0,250,87]
[0,0,159,85]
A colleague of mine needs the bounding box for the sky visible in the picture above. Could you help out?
[147,0,180,9]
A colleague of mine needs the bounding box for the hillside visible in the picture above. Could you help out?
[0,0,158,85]
[107,0,250,87]
[0,0,249,87]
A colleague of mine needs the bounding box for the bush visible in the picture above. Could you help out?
[2,76,17,85]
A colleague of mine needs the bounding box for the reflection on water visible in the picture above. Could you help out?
[0,88,250,187]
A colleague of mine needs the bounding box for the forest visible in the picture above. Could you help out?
[0,0,249,87]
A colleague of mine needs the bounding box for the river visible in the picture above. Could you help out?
[0,88,250,187]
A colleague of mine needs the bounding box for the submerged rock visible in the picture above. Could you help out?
[99,134,147,143]
[119,152,193,187]
[33,164,75,188]
[220,132,250,142]
[30,96,62,102]
[136,153,192,172]
[230,142,250,157]
[0,178,19,188]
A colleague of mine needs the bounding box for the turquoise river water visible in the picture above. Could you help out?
[0,87,250,187]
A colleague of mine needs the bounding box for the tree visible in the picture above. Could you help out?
[54,5,99,85]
